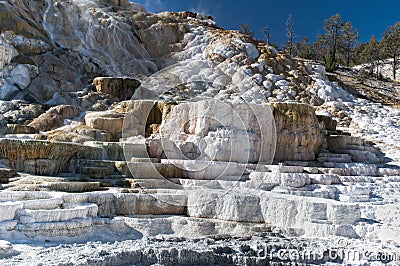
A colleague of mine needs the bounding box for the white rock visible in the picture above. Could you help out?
[251,62,264,72]
[275,79,291,87]
[280,173,311,188]
[0,240,15,259]
[17,218,93,237]
[268,46,279,55]
[251,73,263,85]
[315,110,332,117]
[18,203,98,223]
[0,202,23,222]
[187,189,361,238]
[262,80,272,90]
[213,44,234,58]
[248,171,280,185]
[266,73,283,83]
[242,67,253,77]
[243,43,259,59]
[310,174,340,185]
[9,64,31,88]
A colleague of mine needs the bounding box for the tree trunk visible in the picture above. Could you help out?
[393,55,397,80]
[346,42,351,67]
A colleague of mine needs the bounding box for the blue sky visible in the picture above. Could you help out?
[132,0,400,46]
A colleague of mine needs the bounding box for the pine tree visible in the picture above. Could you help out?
[313,39,327,64]
[317,14,345,72]
[352,42,366,66]
[341,21,359,67]
[382,22,400,80]
[296,38,317,60]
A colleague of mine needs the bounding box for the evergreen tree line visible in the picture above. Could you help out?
[240,14,400,79]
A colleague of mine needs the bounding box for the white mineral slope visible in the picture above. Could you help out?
[346,101,400,164]
[310,64,400,165]
[308,64,400,247]
[353,58,400,81]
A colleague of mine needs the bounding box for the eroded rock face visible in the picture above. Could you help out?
[93,77,141,101]
[0,139,81,175]
[157,100,276,164]
[0,0,332,113]
[120,100,325,163]
[120,100,176,139]
[271,102,322,161]
[6,124,38,134]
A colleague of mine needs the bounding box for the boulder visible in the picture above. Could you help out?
[85,111,124,141]
[28,105,82,132]
[0,163,16,182]
[0,83,19,101]
[0,64,39,101]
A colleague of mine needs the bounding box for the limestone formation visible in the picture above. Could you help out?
[6,124,37,134]
[84,111,125,141]
[120,100,176,138]
[93,77,141,101]
[156,100,276,164]
[271,102,322,161]
[0,1,398,265]
[0,139,81,175]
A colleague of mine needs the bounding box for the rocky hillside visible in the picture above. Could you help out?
[0,0,345,120]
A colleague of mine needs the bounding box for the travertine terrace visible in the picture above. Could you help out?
[0,0,399,265]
